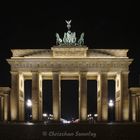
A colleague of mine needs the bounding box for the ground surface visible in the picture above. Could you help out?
[0,122,140,140]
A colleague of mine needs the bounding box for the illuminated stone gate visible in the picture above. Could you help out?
[7,46,132,122]
[3,20,137,122]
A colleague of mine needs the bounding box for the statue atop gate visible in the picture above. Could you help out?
[56,20,84,46]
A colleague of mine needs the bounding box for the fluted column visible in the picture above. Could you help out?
[115,72,129,121]
[32,72,42,121]
[138,96,140,121]
[10,72,19,121]
[135,96,139,121]
[97,73,108,121]
[39,74,43,121]
[11,72,25,121]
[121,72,129,121]
[18,73,25,121]
[52,72,61,121]
[79,72,87,121]
[131,94,136,122]
[115,73,122,121]
[0,97,4,120]
[4,94,9,121]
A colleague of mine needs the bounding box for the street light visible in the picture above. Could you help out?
[108,99,114,107]
[49,114,53,120]
[87,114,94,123]
[108,99,114,122]
[26,99,32,107]
[94,114,98,117]
[26,99,32,122]
[43,113,48,117]
[88,114,92,117]
[93,114,98,123]
[43,113,48,124]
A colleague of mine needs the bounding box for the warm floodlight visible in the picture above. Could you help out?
[108,99,114,107]
[26,99,32,107]
[88,114,92,117]
[43,113,48,117]
[94,114,98,117]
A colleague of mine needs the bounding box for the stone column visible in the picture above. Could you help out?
[4,94,9,121]
[32,72,42,121]
[0,97,4,120]
[131,94,136,122]
[121,72,129,121]
[52,72,61,121]
[115,73,122,121]
[79,72,87,121]
[39,74,43,121]
[138,96,140,121]
[0,97,1,120]
[11,72,25,121]
[18,73,25,121]
[115,72,129,121]
[10,72,19,121]
[136,96,139,121]
[97,73,108,121]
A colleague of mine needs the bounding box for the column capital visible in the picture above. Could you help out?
[115,71,129,76]
[52,71,60,75]
[0,94,4,97]
[10,71,18,75]
[3,93,9,97]
[97,72,108,80]
[136,94,140,96]
[31,71,39,74]
[121,71,129,75]
[79,71,87,75]
[131,93,136,97]
[98,72,108,75]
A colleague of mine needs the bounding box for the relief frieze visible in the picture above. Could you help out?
[10,60,129,72]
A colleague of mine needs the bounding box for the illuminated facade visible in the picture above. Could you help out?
[0,21,139,122]
[4,46,134,122]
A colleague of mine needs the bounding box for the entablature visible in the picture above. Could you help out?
[11,47,129,58]
[8,47,133,73]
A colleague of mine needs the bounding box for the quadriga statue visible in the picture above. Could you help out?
[78,33,84,45]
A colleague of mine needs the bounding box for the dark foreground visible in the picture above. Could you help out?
[0,122,140,140]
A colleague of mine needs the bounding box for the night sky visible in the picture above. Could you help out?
[0,2,140,119]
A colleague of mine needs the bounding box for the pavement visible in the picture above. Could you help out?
[0,122,140,140]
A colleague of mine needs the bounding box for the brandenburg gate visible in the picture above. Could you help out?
[7,46,132,122]
[2,20,139,122]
